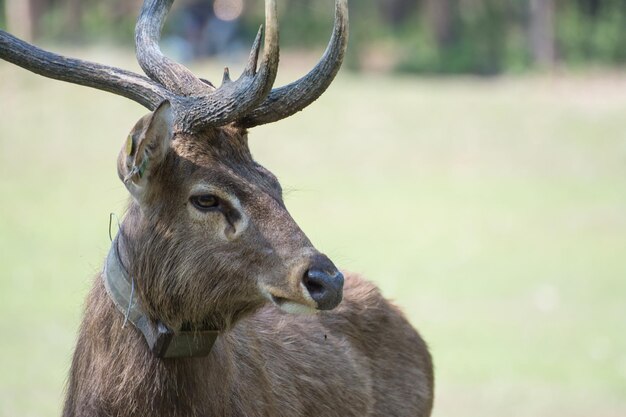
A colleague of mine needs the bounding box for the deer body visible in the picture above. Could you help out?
[1,1,434,416]
[65,273,432,417]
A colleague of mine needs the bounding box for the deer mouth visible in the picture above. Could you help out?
[270,294,318,315]
[260,285,318,315]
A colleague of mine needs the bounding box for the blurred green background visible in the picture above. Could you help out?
[3,0,626,73]
[1,1,626,417]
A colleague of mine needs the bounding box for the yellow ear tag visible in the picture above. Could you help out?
[125,135,134,156]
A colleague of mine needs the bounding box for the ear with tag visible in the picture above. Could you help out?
[118,100,174,199]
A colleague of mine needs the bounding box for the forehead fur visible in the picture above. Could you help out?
[173,126,251,165]
[167,126,281,199]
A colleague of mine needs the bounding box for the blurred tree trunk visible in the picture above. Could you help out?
[110,0,143,20]
[65,0,83,34]
[5,0,49,41]
[5,0,35,41]
[425,0,456,48]
[529,0,556,67]
[378,0,419,25]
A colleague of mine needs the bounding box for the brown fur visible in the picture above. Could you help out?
[62,112,434,417]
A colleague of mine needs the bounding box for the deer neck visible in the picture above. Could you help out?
[66,278,233,417]
[103,233,219,358]
[117,203,266,333]
[65,232,237,416]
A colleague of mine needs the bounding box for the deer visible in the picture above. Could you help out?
[0,1,433,416]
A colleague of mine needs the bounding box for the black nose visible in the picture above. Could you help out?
[303,256,344,310]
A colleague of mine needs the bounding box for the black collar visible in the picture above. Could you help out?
[103,234,218,358]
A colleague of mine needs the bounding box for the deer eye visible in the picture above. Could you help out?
[190,194,220,211]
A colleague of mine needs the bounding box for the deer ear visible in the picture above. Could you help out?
[118,100,174,198]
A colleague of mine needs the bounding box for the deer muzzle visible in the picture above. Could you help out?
[302,254,344,310]
[261,251,345,314]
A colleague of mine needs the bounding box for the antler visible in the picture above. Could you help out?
[240,0,349,128]
[136,0,213,96]
[0,0,347,132]
[136,0,280,131]
[0,30,170,109]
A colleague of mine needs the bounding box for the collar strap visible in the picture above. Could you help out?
[103,235,218,358]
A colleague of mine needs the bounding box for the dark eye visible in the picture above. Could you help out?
[190,194,220,211]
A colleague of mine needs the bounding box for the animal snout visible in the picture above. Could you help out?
[302,255,344,310]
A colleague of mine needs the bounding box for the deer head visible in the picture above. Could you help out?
[0,0,348,334]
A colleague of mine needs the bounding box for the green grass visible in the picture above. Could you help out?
[1,49,626,417]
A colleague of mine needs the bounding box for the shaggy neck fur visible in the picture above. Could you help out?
[105,234,219,358]
[63,205,268,417]
[63,276,257,417]
[120,202,266,332]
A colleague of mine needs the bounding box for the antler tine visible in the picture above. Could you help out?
[222,25,263,85]
[0,30,170,110]
[243,26,264,77]
[135,0,212,96]
[239,0,349,128]
[177,0,280,131]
